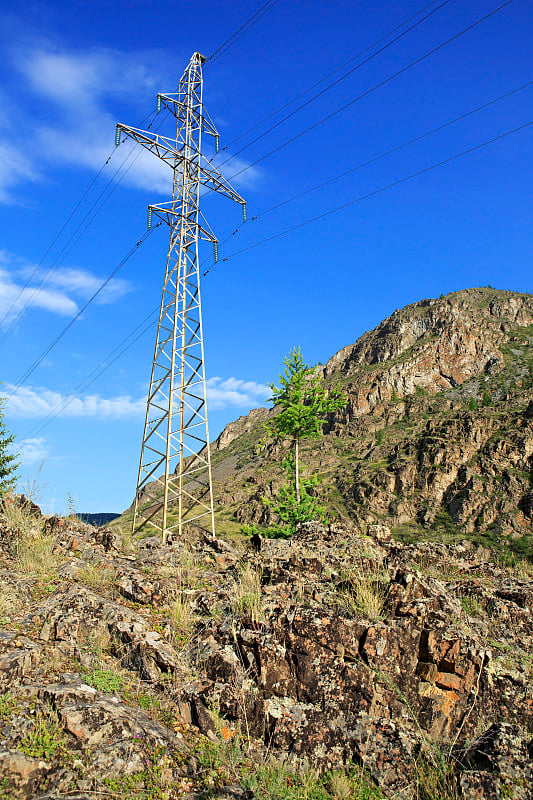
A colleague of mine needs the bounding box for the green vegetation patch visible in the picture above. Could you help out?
[19,710,70,763]
[84,668,124,694]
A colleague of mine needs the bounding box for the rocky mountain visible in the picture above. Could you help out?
[1,286,533,800]
[204,287,533,558]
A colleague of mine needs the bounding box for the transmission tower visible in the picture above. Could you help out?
[116,52,246,543]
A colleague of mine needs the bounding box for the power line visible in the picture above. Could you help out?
[24,307,159,439]
[222,120,533,261]
[6,0,279,334]
[21,116,532,435]
[206,0,282,66]
[0,108,159,332]
[4,0,441,342]
[0,108,161,345]
[4,0,280,343]
[1,1,451,340]
[0,152,115,330]
[226,0,516,182]
[8,224,161,394]
[201,78,532,273]
[251,79,533,220]
[216,0,454,167]
[219,0,449,152]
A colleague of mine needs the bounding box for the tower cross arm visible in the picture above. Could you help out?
[199,161,245,206]
[148,202,218,243]
[116,124,185,169]
[156,94,218,140]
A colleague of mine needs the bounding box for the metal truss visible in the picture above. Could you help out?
[117,52,246,543]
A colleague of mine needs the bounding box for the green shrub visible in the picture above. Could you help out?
[0,397,18,496]
[84,668,124,694]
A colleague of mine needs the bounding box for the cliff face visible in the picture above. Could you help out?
[209,288,533,554]
[323,289,531,383]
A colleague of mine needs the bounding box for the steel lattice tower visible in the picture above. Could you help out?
[116,52,246,543]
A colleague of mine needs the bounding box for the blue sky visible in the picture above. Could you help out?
[0,0,531,513]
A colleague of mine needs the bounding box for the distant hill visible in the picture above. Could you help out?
[78,512,120,526]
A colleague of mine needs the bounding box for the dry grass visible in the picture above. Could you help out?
[156,548,206,590]
[1,500,62,577]
[416,553,468,583]
[515,558,533,579]
[329,770,352,799]
[86,627,112,660]
[115,524,138,556]
[232,563,264,624]
[169,592,196,646]
[336,560,389,620]
[78,562,116,590]
[459,595,487,618]
[413,745,460,800]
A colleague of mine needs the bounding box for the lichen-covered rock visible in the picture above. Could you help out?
[457,723,533,800]
[0,748,49,796]
[22,584,180,681]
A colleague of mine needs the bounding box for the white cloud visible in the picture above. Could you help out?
[45,267,132,305]
[4,377,269,420]
[5,385,145,419]
[0,266,78,320]
[206,376,270,409]
[0,140,40,204]
[16,48,156,109]
[209,154,263,193]
[1,43,263,201]
[18,437,49,465]
[0,251,132,325]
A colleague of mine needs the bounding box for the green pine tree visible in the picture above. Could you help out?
[264,347,346,535]
[263,454,326,537]
[0,396,18,497]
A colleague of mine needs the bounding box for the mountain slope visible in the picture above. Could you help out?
[207,287,533,554]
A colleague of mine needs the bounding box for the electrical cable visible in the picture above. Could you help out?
[0,153,115,330]
[206,0,282,66]
[201,78,532,273]
[8,223,162,394]
[225,0,516,183]
[2,0,276,336]
[0,110,166,347]
[1,0,464,340]
[5,1,494,342]
[215,0,454,167]
[251,79,533,220]
[0,108,158,332]
[219,0,449,152]
[23,306,159,439]
[221,119,533,262]
[20,115,532,436]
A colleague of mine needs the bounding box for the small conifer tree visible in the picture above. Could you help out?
[264,347,346,535]
[0,397,18,497]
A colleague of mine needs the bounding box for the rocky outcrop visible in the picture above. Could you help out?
[180,522,532,797]
[213,407,272,452]
[1,499,533,798]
